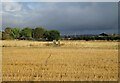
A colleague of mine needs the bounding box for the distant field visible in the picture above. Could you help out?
[2,40,118,81]
[1,40,118,49]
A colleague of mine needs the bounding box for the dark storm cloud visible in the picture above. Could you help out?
[2,2,118,35]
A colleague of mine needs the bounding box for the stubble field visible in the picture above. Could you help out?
[2,40,118,81]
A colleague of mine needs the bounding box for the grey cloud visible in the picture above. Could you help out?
[2,0,119,2]
[2,2,118,35]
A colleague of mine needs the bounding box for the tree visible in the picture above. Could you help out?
[2,27,13,40]
[33,27,45,40]
[43,30,49,40]
[20,27,32,40]
[11,28,20,39]
[0,31,2,40]
[48,30,60,41]
[5,27,12,34]
[2,27,61,41]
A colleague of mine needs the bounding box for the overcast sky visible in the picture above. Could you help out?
[1,2,118,35]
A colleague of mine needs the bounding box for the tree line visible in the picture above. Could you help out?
[1,27,120,41]
[62,33,120,41]
[2,27,60,41]
[68,35,120,41]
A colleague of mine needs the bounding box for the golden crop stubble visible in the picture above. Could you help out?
[0,40,2,82]
[2,40,118,81]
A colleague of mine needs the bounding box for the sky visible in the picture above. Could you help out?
[1,0,120,2]
[1,1,118,35]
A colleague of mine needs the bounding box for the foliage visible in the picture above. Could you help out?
[11,28,21,39]
[43,30,50,40]
[2,27,60,41]
[20,27,32,40]
[33,27,45,40]
[0,31,2,40]
[2,27,120,41]
[2,27,13,40]
[47,30,60,41]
